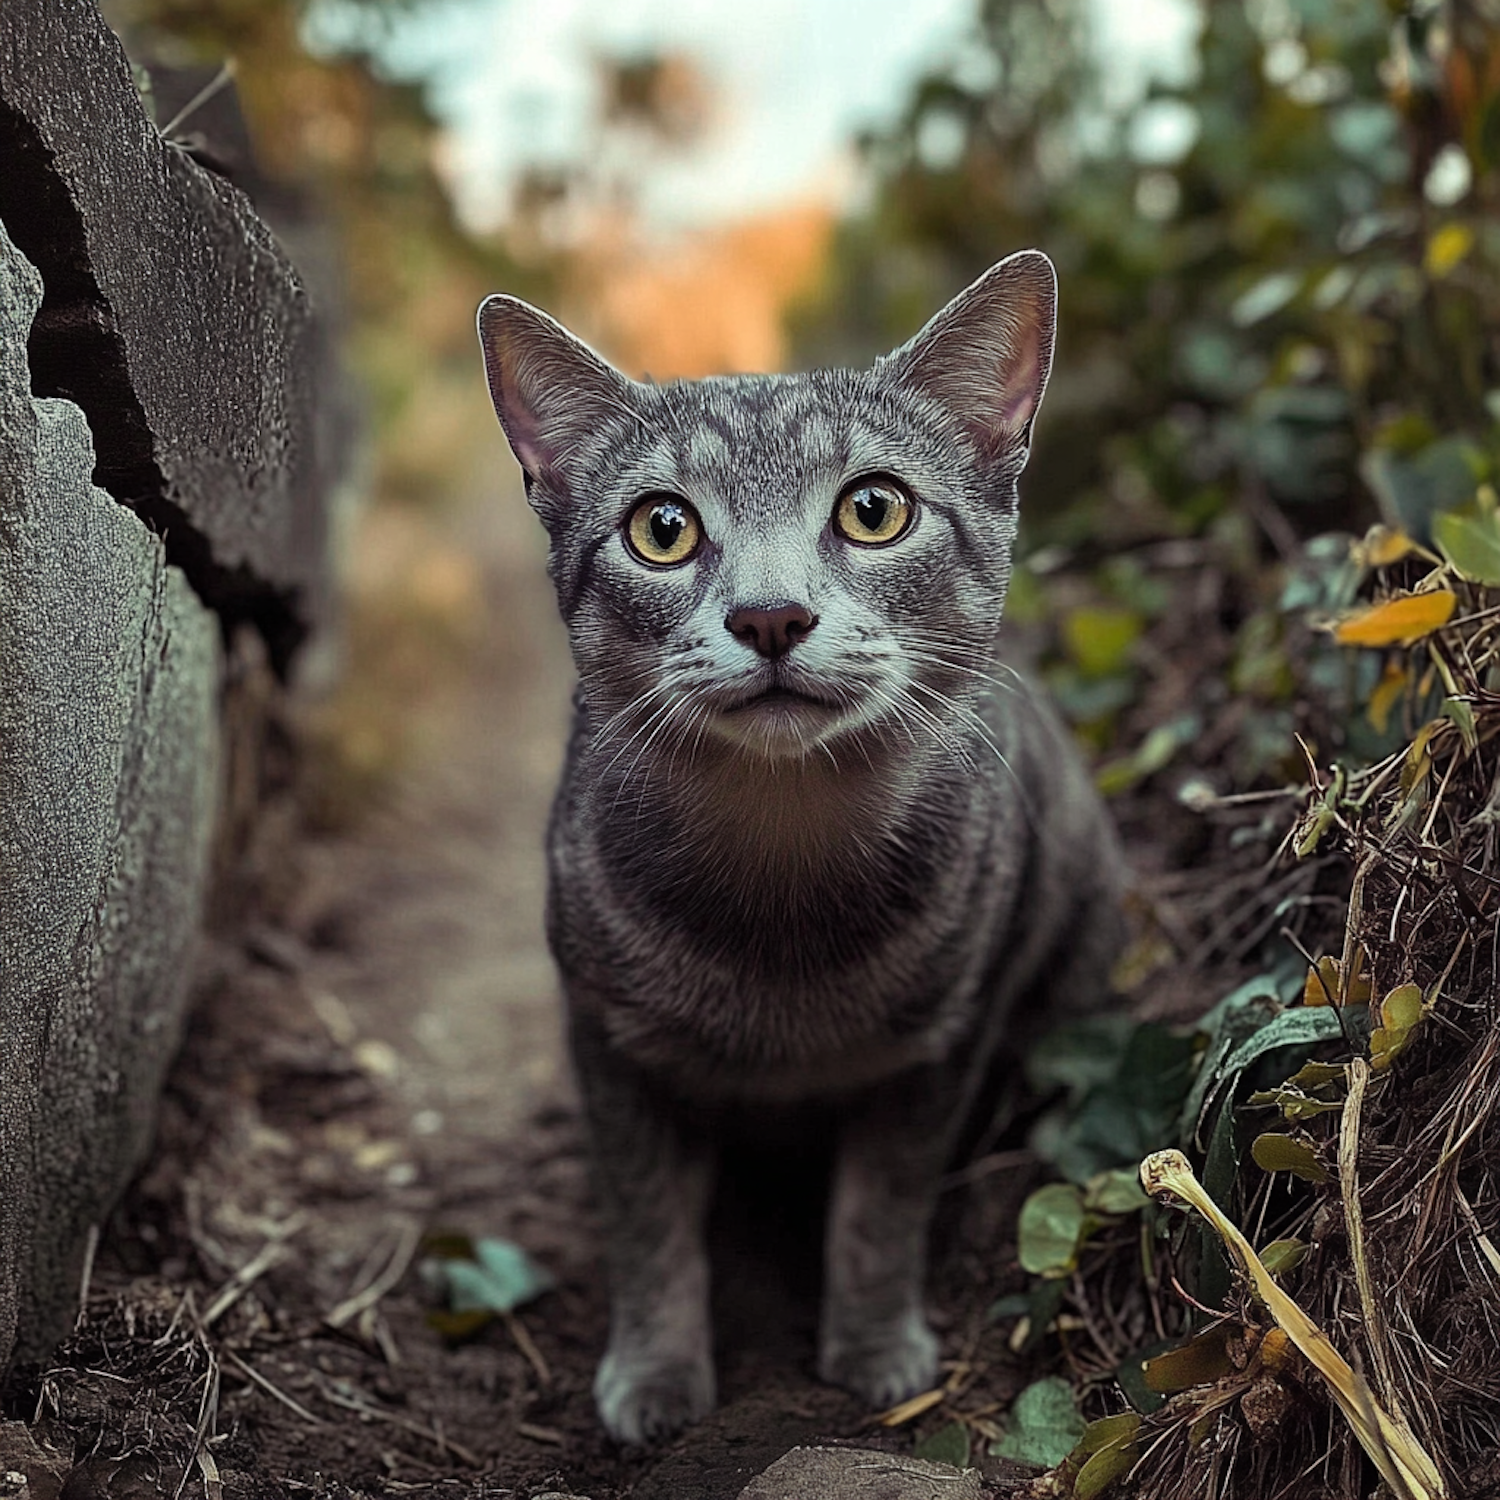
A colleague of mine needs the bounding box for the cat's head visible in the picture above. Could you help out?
[477,252,1055,766]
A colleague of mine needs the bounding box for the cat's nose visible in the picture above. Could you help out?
[725,603,818,659]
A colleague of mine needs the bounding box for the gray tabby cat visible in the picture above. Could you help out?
[477,250,1126,1445]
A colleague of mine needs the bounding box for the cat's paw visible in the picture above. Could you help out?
[594,1348,716,1445]
[817,1313,939,1409]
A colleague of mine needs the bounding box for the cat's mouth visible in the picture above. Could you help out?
[707,677,854,757]
[727,684,838,713]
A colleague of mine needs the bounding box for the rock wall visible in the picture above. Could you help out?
[0,0,336,1374]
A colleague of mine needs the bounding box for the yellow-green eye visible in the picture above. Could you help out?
[833,478,914,546]
[626,495,702,566]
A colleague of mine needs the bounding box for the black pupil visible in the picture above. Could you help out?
[649,504,686,552]
[854,488,888,532]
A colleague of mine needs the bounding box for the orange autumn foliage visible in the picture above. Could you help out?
[586,201,834,379]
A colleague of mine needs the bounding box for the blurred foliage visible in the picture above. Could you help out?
[106,0,548,507]
[794,0,1500,782]
[102,0,552,814]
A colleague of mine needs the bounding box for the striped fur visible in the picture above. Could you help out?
[478,252,1126,1444]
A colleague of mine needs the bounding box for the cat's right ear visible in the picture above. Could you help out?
[477,295,636,492]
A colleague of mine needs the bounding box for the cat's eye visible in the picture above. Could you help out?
[625,495,703,566]
[832,477,914,547]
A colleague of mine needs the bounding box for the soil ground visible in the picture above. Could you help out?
[3,476,1099,1499]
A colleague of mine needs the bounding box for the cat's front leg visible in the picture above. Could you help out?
[570,1008,716,1443]
[818,1068,958,1407]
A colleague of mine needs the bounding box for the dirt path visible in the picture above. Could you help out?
[312,488,572,1157]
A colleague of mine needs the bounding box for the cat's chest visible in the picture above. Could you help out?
[545,764,1017,1089]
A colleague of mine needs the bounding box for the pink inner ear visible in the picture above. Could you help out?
[483,333,554,479]
[499,374,549,477]
[992,340,1044,446]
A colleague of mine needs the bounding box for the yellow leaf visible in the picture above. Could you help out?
[1355,524,1416,569]
[1344,948,1372,1008]
[1371,983,1425,1070]
[1381,982,1423,1031]
[1302,953,1370,1007]
[1401,720,1441,796]
[1370,1026,1411,1070]
[1367,661,1408,735]
[1334,591,1457,647]
[1303,956,1339,1007]
[1425,222,1474,278]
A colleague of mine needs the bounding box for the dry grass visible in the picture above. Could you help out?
[1073,566,1500,1499]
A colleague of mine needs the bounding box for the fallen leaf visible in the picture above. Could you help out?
[1142,1327,1236,1394]
[423,1236,554,1325]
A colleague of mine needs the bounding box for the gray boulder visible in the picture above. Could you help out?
[0,222,223,1369]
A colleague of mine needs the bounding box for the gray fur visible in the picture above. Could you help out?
[478,252,1126,1444]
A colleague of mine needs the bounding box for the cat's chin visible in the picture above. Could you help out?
[709,688,850,761]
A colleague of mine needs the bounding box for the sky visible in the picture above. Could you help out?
[309,0,1200,234]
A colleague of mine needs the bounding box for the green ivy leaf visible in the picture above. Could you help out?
[991,1376,1086,1469]
[1434,507,1500,585]
[1018,1183,1087,1277]
[1260,1237,1309,1279]
[1068,1413,1142,1500]
[914,1420,971,1468]
[423,1236,554,1317]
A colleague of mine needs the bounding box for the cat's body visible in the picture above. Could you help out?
[478,252,1126,1444]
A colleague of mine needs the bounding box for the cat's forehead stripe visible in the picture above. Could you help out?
[649,373,868,488]
[686,425,731,472]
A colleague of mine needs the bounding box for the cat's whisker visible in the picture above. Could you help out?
[890,684,978,775]
[903,678,1038,832]
[900,647,1021,699]
[862,682,924,754]
[590,677,676,749]
[622,690,709,826]
[597,691,680,775]
[601,693,695,819]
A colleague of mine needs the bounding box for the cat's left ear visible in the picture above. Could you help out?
[879,249,1056,464]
